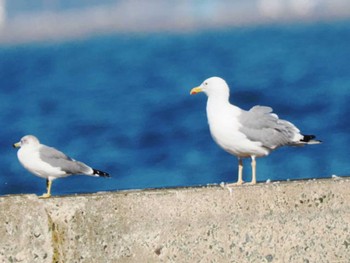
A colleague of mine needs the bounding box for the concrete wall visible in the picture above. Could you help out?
[1,178,349,262]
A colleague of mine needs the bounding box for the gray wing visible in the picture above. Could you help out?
[238,106,300,149]
[39,145,92,175]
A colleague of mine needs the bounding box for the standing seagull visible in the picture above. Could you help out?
[13,135,110,198]
[190,77,321,187]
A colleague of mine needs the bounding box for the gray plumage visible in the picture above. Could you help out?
[39,145,93,175]
[238,106,303,150]
[190,76,321,186]
[13,135,110,198]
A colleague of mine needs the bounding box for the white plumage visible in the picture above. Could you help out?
[190,77,321,186]
[13,135,110,198]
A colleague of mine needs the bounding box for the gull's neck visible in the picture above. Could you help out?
[208,93,229,103]
[21,143,40,151]
[206,93,241,122]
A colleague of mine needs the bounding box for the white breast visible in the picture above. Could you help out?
[206,101,269,158]
[17,146,65,179]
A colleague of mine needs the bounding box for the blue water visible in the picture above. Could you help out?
[1,21,350,196]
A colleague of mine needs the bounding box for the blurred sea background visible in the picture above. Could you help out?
[0,0,349,196]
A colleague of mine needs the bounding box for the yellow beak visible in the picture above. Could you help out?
[190,87,203,95]
[13,142,21,148]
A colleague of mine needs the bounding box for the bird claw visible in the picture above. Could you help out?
[220,181,244,196]
[39,193,51,199]
[224,181,244,187]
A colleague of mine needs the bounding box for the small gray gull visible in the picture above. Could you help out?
[190,77,321,187]
[13,135,110,198]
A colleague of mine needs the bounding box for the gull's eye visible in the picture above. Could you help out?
[204,82,208,86]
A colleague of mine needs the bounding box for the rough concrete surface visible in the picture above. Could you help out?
[1,178,350,262]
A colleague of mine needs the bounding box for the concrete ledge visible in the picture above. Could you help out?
[1,178,350,262]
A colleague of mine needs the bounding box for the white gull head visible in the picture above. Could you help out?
[13,135,40,148]
[190,76,230,100]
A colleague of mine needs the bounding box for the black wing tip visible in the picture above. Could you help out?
[302,134,315,141]
[93,169,110,177]
[301,134,322,144]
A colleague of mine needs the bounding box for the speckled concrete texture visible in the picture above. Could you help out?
[1,178,350,262]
